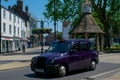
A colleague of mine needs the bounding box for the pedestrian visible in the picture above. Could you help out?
[22,45,25,53]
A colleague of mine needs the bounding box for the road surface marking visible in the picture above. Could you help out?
[91,68,120,78]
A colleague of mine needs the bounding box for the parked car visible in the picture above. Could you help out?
[30,39,99,77]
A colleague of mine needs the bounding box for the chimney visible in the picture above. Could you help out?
[25,6,29,14]
[8,6,11,10]
[17,0,23,12]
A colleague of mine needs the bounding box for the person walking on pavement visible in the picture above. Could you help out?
[22,44,25,53]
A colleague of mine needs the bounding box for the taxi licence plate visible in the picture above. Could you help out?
[35,69,44,73]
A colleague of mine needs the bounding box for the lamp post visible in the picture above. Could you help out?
[40,20,44,54]
[0,0,1,53]
[37,20,49,54]
[54,0,56,40]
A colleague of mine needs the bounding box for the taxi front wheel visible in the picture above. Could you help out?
[89,61,96,71]
[58,65,67,77]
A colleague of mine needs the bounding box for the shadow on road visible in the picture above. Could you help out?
[24,73,59,79]
[24,69,90,79]
[24,62,120,79]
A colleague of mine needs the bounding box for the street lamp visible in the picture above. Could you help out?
[0,0,1,53]
[54,0,56,40]
[37,20,49,54]
[40,20,44,54]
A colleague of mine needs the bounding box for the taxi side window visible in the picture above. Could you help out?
[71,43,80,52]
[80,42,90,51]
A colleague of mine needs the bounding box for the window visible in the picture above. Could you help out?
[18,17,19,24]
[18,27,19,35]
[47,41,71,53]
[71,43,80,52]
[3,9,6,19]
[89,42,95,50]
[3,23,6,32]
[80,42,89,51]
[9,25,12,34]
[14,26,16,35]
[9,12,12,21]
[16,17,17,23]
[21,30,22,37]
[14,15,16,23]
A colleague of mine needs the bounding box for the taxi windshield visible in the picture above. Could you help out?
[47,41,71,53]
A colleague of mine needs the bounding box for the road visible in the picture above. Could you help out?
[0,54,120,80]
[0,46,120,80]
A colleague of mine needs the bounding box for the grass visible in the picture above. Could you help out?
[105,46,120,51]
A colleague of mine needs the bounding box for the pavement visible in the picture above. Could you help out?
[0,46,49,71]
[93,53,120,80]
[0,47,120,80]
[0,46,42,71]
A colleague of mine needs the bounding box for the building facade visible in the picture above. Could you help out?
[1,6,27,53]
[9,0,31,49]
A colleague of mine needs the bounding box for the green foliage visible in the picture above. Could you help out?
[92,11,104,30]
[44,0,120,48]
[56,32,62,40]
[60,0,83,21]
[44,0,120,31]
[44,0,62,21]
[32,28,52,34]
[44,0,83,21]
[105,47,120,51]
[90,0,120,48]
[106,0,120,36]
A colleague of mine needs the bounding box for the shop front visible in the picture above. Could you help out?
[13,39,21,51]
[1,37,13,53]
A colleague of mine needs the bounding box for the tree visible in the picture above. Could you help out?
[44,0,62,21]
[44,0,120,48]
[32,28,52,42]
[90,0,120,48]
[32,28,52,34]
[44,0,83,21]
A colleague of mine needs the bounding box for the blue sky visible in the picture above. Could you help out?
[1,0,62,32]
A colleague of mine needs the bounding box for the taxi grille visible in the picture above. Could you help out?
[35,57,46,69]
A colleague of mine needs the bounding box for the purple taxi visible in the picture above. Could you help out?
[31,39,99,77]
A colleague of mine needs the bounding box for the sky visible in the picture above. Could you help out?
[1,0,62,32]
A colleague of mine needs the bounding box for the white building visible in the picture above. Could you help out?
[1,6,27,53]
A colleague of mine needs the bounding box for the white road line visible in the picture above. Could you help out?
[90,68,120,78]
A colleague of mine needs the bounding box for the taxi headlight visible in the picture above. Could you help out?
[31,57,37,63]
[50,59,55,64]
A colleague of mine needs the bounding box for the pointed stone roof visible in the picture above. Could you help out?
[71,0,103,34]
[72,13,104,34]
